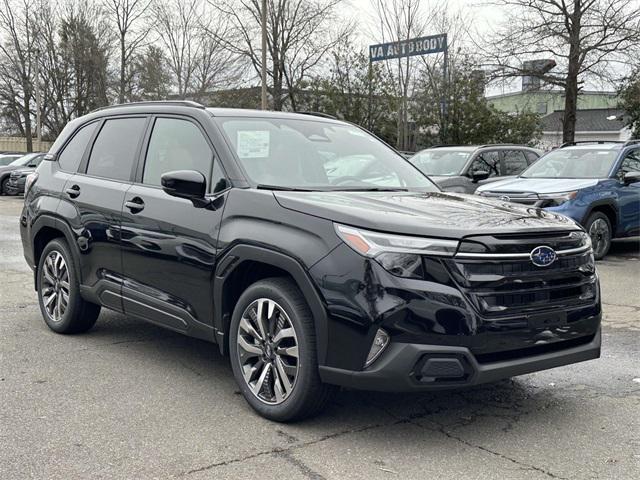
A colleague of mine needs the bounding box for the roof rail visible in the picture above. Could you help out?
[560,140,624,148]
[92,100,205,113]
[623,139,640,147]
[295,111,338,120]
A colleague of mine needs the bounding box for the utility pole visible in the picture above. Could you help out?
[260,0,268,110]
[34,49,42,150]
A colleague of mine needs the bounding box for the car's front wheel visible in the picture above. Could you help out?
[229,277,335,422]
[0,177,9,195]
[37,239,101,333]
[585,212,612,260]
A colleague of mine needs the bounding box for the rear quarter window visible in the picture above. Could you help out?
[57,122,99,172]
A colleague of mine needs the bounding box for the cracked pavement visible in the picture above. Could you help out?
[1,196,638,479]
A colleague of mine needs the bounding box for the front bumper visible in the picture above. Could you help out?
[319,327,600,391]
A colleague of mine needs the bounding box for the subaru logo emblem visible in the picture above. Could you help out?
[499,195,511,202]
[530,246,557,267]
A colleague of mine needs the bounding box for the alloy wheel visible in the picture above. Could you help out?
[236,298,299,405]
[588,218,610,258]
[41,251,70,322]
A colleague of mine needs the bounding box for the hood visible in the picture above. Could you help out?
[273,191,579,239]
[0,164,21,175]
[476,177,599,194]
[11,167,34,176]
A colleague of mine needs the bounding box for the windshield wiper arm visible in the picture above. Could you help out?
[330,187,409,192]
[256,184,316,191]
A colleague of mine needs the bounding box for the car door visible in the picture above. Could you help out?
[119,115,229,339]
[58,115,149,311]
[614,148,640,237]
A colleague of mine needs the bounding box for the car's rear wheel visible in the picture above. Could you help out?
[585,212,612,260]
[37,239,101,333]
[229,277,335,422]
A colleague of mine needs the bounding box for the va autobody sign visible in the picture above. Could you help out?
[369,34,447,62]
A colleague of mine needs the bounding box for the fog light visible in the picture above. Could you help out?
[365,328,390,367]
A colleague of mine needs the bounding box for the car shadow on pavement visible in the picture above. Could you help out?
[85,311,570,435]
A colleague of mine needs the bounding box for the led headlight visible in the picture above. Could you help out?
[334,223,458,278]
[538,191,577,207]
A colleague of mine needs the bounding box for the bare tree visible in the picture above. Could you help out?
[213,0,348,111]
[103,0,151,104]
[0,0,39,150]
[369,0,436,150]
[483,0,640,143]
[153,0,239,99]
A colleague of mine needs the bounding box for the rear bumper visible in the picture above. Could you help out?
[319,327,601,391]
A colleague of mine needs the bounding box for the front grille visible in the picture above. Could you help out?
[481,191,540,206]
[445,233,597,317]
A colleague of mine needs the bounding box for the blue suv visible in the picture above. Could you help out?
[476,140,640,259]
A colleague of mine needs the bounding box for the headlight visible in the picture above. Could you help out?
[538,191,577,206]
[24,172,38,195]
[334,223,459,278]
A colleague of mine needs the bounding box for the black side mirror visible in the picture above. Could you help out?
[471,170,490,182]
[623,171,640,186]
[161,170,212,209]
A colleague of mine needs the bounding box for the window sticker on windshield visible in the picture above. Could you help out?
[237,130,270,158]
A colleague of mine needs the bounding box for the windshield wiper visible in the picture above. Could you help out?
[330,187,409,192]
[256,184,316,191]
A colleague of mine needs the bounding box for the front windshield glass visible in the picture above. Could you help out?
[522,148,618,179]
[9,154,35,166]
[409,150,471,176]
[216,117,438,191]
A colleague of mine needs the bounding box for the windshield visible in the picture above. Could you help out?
[216,117,438,191]
[522,148,619,179]
[409,150,471,176]
[9,154,36,166]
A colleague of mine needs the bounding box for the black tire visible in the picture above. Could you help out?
[585,212,612,260]
[36,238,101,334]
[1,177,8,195]
[229,277,335,422]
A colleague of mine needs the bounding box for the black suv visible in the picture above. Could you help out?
[20,102,601,421]
[409,145,542,193]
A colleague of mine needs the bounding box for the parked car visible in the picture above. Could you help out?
[0,153,24,166]
[477,140,640,259]
[21,102,600,421]
[4,153,46,195]
[0,153,44,194]
[409,145,543,193]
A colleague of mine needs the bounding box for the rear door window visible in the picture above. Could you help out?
[58,122,99,172]
[502,150,529,175]
[86,118,147,181]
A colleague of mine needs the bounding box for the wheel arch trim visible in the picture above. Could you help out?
[213,244,328,364]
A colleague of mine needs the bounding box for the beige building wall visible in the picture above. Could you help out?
[0,137,52,153]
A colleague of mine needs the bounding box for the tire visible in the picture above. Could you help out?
[36,238,101,334]
[229,277,335,422]
[1,177,8,195]
[585,212,612,260]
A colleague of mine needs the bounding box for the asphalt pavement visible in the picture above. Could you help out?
[1,196,638,479]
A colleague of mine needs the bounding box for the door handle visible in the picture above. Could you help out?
[124,197,145,213]
[65,185,80,198]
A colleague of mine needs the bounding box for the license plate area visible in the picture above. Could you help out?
[527,311,568,329]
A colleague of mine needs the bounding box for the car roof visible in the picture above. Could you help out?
[560,143,623,151]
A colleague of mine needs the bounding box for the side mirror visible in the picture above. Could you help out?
[161,170,210,208]
[623,171,640,186]
[471,170,490,182]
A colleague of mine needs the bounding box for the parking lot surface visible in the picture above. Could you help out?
[1,196,638,479]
